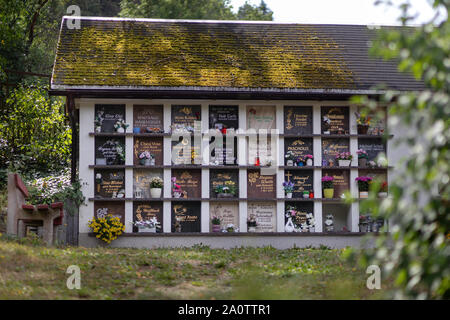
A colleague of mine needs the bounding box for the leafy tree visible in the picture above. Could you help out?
[119,0,273,20]
[237,0,273,21]
[346,0,449,299]
[0,81,71,186]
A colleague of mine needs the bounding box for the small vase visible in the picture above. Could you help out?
[117,127,125,133]
[139,159,146,166]
[173,191,182,198]
[150,158,156,166]
[212,224,221,233]
[144,159,151,166]
[306,159,313,166]
[286,192,292,198]
[309,227,315,233]
[298,162,304,167]
[323,188,334,199]
[378,192,388,198]
[338,159,351,167]
[359,191,369,198]
[286,160,294,166]
[303,193,309,199]
[95,126,102,133]
[358,158,367,167]
[150,188,162,198]
[138,226,156,233]
[248,226,256,232]
[133,127,141,134]
[324,130,330,135]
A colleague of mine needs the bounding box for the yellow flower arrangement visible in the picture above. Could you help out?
[88,215,125,244]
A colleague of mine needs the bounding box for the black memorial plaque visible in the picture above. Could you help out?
[284,138,313,164]
[322,138,350,167]
[284,106,313,135]
[321,106,349,134]
[95,104,125,133]
[210,169,239,198]
[358,138,386,162]
[94,169,125,199]
[285,170,313,198]
[172,202,201,233]
[172,105,201,127]
[133,202,163,233]
[95,137,125,165]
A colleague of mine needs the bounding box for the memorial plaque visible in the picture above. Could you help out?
[94,169,125,199]
[359,170,388,184]
[209,203,239,230]
[133,137,163,165]
[95,137,125,165]
[358,138,386,162]
[133,105,163,132]
[284,138,313,164]
[171,136,201,164]
[285,202,313,228]
[323,170,349,197]
[322,138,350,167]
[209,105,239,130]
[247,105,276,130]
[321,106,349,134]
[171,105,201,128]
[133,169,163,199]
[94,201,125,224]
[172,170,201,198]
[248,136,275,166]
[284,106,313,134]
[210,170,239,198]
[247,202,277,232]
[171,202,201,233]
[133,202,163,233]
[285,170,313,198]
[95,104,125,133]
[247,170,276,199]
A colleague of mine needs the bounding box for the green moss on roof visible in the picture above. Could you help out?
[53,20,356,89]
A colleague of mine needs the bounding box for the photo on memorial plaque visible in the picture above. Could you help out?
[133,169,163,199]
[172,202,201,233]
[171,105,201,133]
[322,170,350,198]
[321,106,349,134]
[94,169,125,199]
[95,137,125,165]
[134,137,163,166]
[284,138,313,166]
[284,170,313,198]
[321,138,350,167]
[171,170,201,199]
[358,138,387,166]
[210,169,239,198]
[133,105,164,133]
[247,170,276,199]
[209,105,238,165]
[284,202,314,232]
[247,202,277,232]
[247,105,276,131]
[133,202,163,233]
[94,201,125,224]
[284,106,313,135]
[95,104,125,133]
[209,203,239,232]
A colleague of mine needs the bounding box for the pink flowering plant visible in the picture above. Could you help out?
[335,152,353,161]
[321,175,334,188]
[171,177,183,193]
[305,154,313,160]
[356,149,369,159]
[139,151,152,160]
[355,176,373,191]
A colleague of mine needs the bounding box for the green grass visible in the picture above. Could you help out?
[0,236,391,300]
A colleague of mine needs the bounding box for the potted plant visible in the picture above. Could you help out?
[211,216,221,232]
[305,154,313,166]
[114,119,129,133]
[94,115,103,132]
[355,111,371,134]
[115,141,125,165]
[88,215,125,244]
[322,176,334,198]
[134,217,160,233]
[149,177,163,198]
[171,177,183,198]
[225,223,238,233]
[139,151,152,166]
[359,215,369,232]
[285,151,296,166]
[283,180,295,198]
[247,214,258,232]
[378,181,388,198]
[302,190,310,198]
[296,155,305,167]
[336,152,353,167]
[356,149,369,167]
[322,115,331,134]
[355,176,373,198]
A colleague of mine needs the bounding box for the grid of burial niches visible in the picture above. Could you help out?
[90,104,388,233]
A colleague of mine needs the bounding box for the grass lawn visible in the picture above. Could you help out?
[0,236,391,300]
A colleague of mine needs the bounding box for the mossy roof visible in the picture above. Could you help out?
[51,17,424,92]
